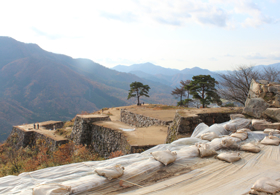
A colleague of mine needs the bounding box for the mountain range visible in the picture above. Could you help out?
[0,37,175,141]
[112,62,280,87]
[0,36,279,141]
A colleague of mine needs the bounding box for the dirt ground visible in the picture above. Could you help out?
[94,121,168,146]
[91,104,242,146]
[96,104,243,122]
[16,122,67,141]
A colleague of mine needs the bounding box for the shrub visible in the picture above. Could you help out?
[109,150,124,159]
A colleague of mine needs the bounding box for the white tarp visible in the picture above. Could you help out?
[0,118,276,195]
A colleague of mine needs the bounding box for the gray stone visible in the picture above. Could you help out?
[120,109,170,128]
[258,80,269,85]
[274,95,280,107]
[243,98,270,118]
[264,108,280,122]
[230,114,246,120]
[268,85,280,94]
[252,119,280,130]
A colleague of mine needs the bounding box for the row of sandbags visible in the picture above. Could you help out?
[32,118,279,194]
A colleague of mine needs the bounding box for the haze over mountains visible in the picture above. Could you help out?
[113,62,280,87]
[0,37,175,141]
[112,63,216,87]
[0,36,279,141]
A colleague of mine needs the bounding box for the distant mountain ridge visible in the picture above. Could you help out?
[112,63,218,87]
[112,62,280,87]
[0,37,175,141]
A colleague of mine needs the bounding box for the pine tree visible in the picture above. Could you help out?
[188,75,221,108]
[127,82,150,105]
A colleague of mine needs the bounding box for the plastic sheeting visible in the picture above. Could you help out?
[0,117,277,195]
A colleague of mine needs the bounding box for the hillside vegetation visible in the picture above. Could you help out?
[0,37,175,141]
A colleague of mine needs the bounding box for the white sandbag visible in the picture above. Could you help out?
[197,143,217,158]
[193,124,229,139]
[240,143,261,153]
[208,138,223,151]
[230,132,248,141]
[201,132,220,141]
[33,184,71,195]
[237,128,252,133]
[260,136,280,146]
[191,123,209,138]
[223,118,251,131]
[151,150,177,166]
[176,145,200,159]
[250,177,280,194]
[95,164,125,180]
[221,136,241,148]
[264,128,280,134]
[217,152,241,163]
[171,137,208,146]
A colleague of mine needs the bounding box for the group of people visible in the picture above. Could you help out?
[137,102,145,106]
[33,123,40,129]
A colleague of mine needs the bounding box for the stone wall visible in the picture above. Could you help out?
[71,115,111,145]
[91,125,131,157]
[166,111,241,143]
[166,112,181,143]
[41,121,64,130]
[120,109,171,127]
[7,127,68,151]
[243,79,280,121]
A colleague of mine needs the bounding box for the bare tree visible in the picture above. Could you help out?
[171,80,191,106]
[261,66,280,83]
[218,65,280,106]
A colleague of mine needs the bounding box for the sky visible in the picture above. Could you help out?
[0,0,280,71]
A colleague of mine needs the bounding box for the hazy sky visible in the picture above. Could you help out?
[1,0,280,71]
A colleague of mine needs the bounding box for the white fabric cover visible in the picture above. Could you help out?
[171,137,208,146]
[33,184,71,195]
[260,136,280,146]
[95,164,124,180]
[230,132,248,141]
[250,177,280,194]
[151,150,177,166]
[200,132,220,141]
[223,118,251,132]
[197,143,217,158]
[240,143,261,153]
[217,152,241,163]
[191,124,228,138]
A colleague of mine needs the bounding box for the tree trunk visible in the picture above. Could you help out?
[202,85,205,108]
[180,94,183,106]
[137,90,140,105]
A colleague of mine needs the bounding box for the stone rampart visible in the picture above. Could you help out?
[120,109,171,127]
[71,115,111,145]
[7,127,68,151]
[166,111,241,143]
[91,124,131,157]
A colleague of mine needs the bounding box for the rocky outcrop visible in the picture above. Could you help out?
[243,79,280,121]
[263,108,280,121]
[120,109,171,127]
[243,98,269,118]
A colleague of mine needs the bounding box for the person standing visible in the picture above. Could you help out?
[34,123,36,129]
[37,124,39,129]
